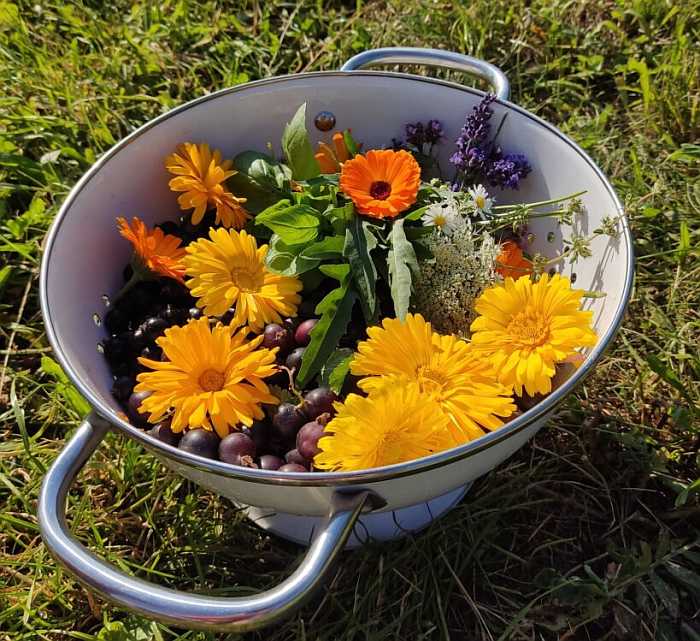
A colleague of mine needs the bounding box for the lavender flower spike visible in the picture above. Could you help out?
[486,153,532,190]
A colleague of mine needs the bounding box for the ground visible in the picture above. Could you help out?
[0,1,699,639]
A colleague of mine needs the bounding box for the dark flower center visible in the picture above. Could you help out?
[369,180,392,200]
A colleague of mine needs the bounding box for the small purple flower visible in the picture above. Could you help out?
[486,153,532,190]
[405,122,425,147]
[424,119,444,144]
[449,146,488,173]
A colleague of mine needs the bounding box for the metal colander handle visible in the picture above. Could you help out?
[38,414,374,632]
[341,47,510,101]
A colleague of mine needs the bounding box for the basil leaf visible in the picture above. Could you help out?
[404,205,429,221]
[343,216,378,321]
[297,283,357,386]
[300,235,344,260]
[387,219,419,320]
[265,235,321,276]
[256,203,320,245]
[319,263,350,281]
[234,150,291,190]
[282,103,320,181]
[327,202,355,236]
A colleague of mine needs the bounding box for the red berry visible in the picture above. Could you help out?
[219,432,256,466]
[296,420,327,460]
[294,318,319,346]
[302,387,338,419]
[279,463,307,473]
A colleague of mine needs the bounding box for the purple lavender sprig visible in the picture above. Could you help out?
[449,93,531,192]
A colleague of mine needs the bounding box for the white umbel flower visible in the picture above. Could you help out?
[467,184,494,217]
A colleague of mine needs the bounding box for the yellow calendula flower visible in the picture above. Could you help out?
[469,274,597,397]
[351,313,515,442]
[185,228,302,332]
[135,317,278,438]
[314,382,456,472]
[165,142,250,229]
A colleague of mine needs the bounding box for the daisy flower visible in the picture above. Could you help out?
[117,216,186,282]
[135,318,279,438]
[351,313,515,442]
[165,142,250,229]
[314,382,456,472]
[467,184,494,217]
[185,228,302,332]
[470,274,597,396]
[340,149,421,219]
[421,202,464,237]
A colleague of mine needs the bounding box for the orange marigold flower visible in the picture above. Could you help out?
[117,217,186,282]
[495,240,532,278]
[339,149,421,219]
[165,142,250,229]
[315,132,352,174]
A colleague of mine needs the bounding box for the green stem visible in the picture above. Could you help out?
[492,190,587,212]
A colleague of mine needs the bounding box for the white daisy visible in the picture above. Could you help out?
[467,184,494,217]
[421,203,463,236]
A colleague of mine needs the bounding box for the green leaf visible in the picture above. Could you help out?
[387,219,419,320]
[343,129,359,157]
[327,202,355,235]
[256,203,320,245]
[40,356,90,416]
[678,220,690,260]
[404,205,429,221]
[300,235,344,260]
[0,265,12,300]
[646,354,693,405]
[343,216,378,321]
[319,263,350,281]
[319,348,353,391]
[650,570,679,619]
[297,283,357,386]
[265,235,320,276]
[282,103,320,180]
[234,150,291,190]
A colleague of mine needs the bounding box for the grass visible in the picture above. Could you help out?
[0,0,699,639]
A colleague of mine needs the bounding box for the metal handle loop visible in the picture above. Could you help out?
[38,414,372,631]
[341,47,510,101]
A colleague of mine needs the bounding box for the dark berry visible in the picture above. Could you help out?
[143,316,169,342]
[102,334,131,365]
[279,463,307,473]
[140,344,163,360]
[266,366,289,388]
[262,323,293,354]
[161,304,188,326]
[285,347,305,372]
[161,279,190,304]
[149,421,181,446]
[221,307,236,324]
[188,307,203,320]
[302,387,338,419]
[294,318,319,346]
[259,454,284,471]
[111,376,135,403]
[178,429,220,459]
[271,403,305,440]
[285,448,310,467]
[104,307,129,334]
[131,326,148,352]
[296,419,327,460]
[219,432,256,466]
[244,421,271,451]
[126,390,151,428]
